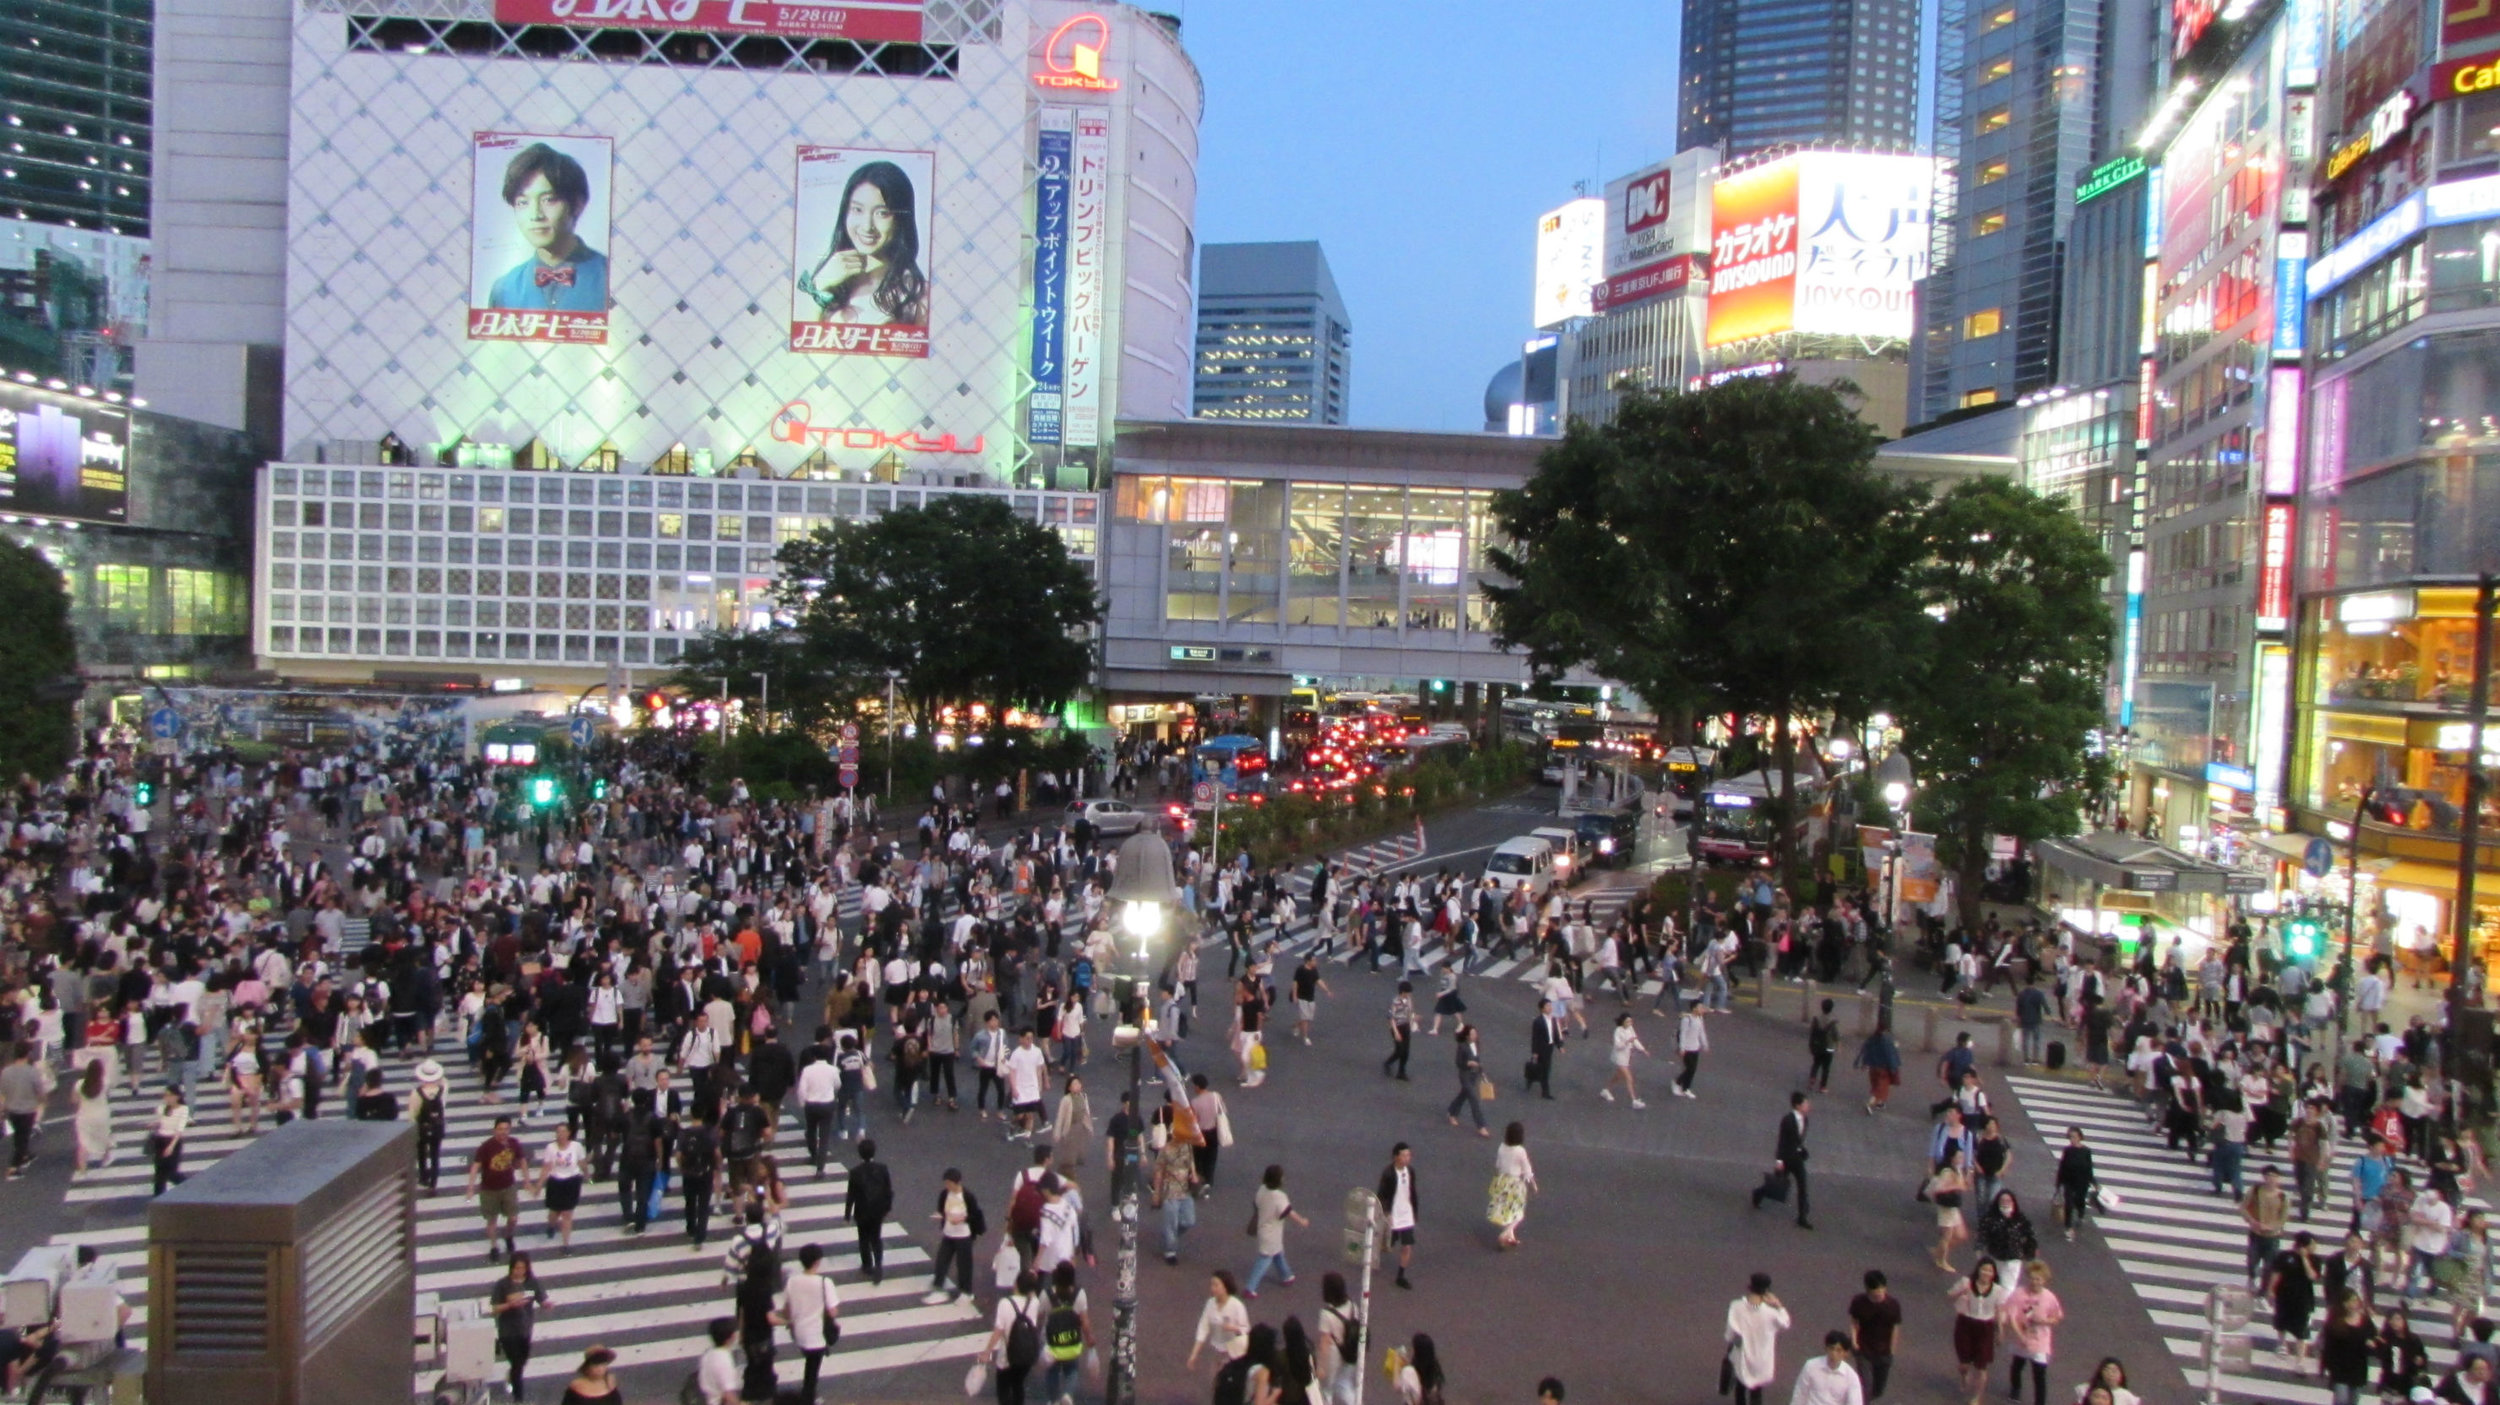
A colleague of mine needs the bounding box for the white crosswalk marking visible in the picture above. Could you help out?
[2002,1073,2489,1405]
[40,1064,987,1391]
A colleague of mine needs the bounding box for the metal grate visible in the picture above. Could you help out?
[300,1177,411,1350]
[167,1246,275,1357]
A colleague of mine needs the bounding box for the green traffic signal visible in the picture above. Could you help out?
[592,778,611,800]
[528,776,559,808]
[2282,918,2324,961]
[132,780,153,807]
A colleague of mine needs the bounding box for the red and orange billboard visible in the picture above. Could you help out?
[1705,161,1801,347]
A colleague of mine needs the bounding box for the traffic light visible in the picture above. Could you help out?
[2281,916,2326,963]
[1427,679,1449,694]
[643,690,668,713]
[528,776,559,808]
[591,777,611,800]
[132,780,153,807]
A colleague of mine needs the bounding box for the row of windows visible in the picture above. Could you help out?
[265,629,682,665]
[90,566,245,636]
[269,466,1105,519]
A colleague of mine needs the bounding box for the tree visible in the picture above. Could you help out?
[665,624,878,738]
[1896,478,2113,926]
[0,538,77,783]
[769,495,1099,730]
[1485,376,1922,877]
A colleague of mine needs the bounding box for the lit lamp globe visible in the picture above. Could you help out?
[1106,830,1182,1045]
[1883,782,1909,812]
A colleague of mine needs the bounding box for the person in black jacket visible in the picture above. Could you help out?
[843,1137,895,1283]
[1526,999,1562,1100]
[926,1166,985,1303]
[1751,1091,1813,1228]
[2053,1126,2097,1241]
[1376,1144,1418,1289]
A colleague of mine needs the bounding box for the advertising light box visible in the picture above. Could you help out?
[1532,198,1605,329]
[0,383,129,525]
[1706,152,1934,347]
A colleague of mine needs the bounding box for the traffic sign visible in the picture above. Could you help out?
[837,746,861,765]
[1192,780,1217,811]
[840,722,860,742]
[839,766,859,789]
[146,707,183,742]
[568,715,594,747]
[2302,837,2336,879]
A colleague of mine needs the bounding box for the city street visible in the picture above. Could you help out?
[0,788,2240,1405]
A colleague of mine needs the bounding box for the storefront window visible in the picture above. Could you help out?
[1466,491,1503,634]
[1402,488,1464,632]
[1288,485,1345,627]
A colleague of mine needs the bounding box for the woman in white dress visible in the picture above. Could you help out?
[70,1060,113,1176]
[1487,1122,1538,1249]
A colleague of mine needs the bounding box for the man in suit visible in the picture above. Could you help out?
[1752,1090,1814,1229]
[842,1138,896,1283]
[1527,999,1563,1100]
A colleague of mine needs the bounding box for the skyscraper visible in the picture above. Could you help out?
[1193,241,1352,425]
[1678,0,1923,157]
[2,0,152,236]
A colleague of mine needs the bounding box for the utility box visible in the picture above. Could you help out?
[146,1119,416,1405]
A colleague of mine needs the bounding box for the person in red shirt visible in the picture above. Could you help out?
[467,1116,527,1263]
[734,925,763,969]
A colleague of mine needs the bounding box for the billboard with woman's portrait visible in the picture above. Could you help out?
[789,146,934,358]
[467,131,613,345]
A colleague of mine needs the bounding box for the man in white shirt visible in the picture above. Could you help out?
[1790,1330,1864,1405]
[781,1243,839,1399]
[697,1317,741,1405]
[1003,1030,1048,1140]
[2410,1186,2458,1294]
[796,1047,840,1177]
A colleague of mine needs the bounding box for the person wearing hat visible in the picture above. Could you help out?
[412,1058,449,1192]
[559,1344,619,1402]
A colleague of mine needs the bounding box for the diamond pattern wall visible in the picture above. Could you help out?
[282,0,1049,481]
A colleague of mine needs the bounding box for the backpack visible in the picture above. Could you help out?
[1044,1296,1084,1363]
[1327,1305,1362,1362]
[725,1105,766,1160]
[1211,1356,1253,1405]
[680,1128,718,1180]
[1010,1176,1045,1237]
[1004,1299,1042,1372]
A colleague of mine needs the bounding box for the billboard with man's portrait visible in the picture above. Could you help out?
[790,146,936,358]
[467,131,613,345]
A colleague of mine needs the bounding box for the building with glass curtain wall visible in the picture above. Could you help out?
[1192,242,1351,425]
[2,0,151,236]
[1678,0,1923,157]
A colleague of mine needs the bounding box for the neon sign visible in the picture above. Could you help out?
[1035,14,1120,92]
[767,401,985,455]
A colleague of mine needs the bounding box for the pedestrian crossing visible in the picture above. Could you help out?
[2001,1072,2492,1405]
[36,1069,988,1392]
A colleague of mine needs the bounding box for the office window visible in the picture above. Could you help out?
[1987,6,2016,28]
[1964,308,2004,338]
[1980,57,2013,82]
[1979,108,2012,134]
[1961,389,2001,407]
[1977,159,2010,185]
[1974,210,2008,236]
[96,565,151,629]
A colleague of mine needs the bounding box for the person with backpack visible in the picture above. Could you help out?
[842,1138,895,1284]
[1317,1274,1363,1405]
[1008,1147,1053,1268]
[731,1224,782,1403]
[721,1086,771,1198]
[984,1268,1046,1405]
[1037,1261,1093,1405]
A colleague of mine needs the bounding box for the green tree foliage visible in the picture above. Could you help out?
[665,625,873,738]
[1897,478,2113,924]
[0,538,77,783]
[1486,377,1920,873]
[766,495,1100,730]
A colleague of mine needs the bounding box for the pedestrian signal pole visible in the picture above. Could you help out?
[1344,1188,1379,1405]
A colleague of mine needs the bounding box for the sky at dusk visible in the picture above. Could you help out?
[1179,1,1688,432]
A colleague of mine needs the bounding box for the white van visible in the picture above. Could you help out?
[1483,835,1557,898]
[1529,826,1582,881]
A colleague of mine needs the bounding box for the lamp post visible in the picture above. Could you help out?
[1103,829,1180,1405]
[1875,750,1914,1031]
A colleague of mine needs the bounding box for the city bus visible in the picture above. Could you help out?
[1693,769,1825,866]
[1191,734,1270,796]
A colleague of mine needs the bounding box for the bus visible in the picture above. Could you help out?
[1693,769,1825,866]
[1191,734,1270,796]
[1659,745,1716,817]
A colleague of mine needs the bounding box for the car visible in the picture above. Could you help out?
[1066,798,1148,836]
[1482,835,1557,898]
[1573,807,1642,868]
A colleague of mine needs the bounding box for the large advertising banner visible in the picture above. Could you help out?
[1705,160,1801,347]
[468,132,613,345]
[1027,112,1072,445]
[1532,197,1605,328]
[790,146,935,358]
[1792,152,1934,341]
[1061,112,1110,448]
[490,0,924,43]
[0,383,129,525]
[1605,161,1678,275]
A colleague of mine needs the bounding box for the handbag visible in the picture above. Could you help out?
[863,1062,879,1092]
[1247,1206,1261,1237]
[1718,1341,1736,1396]
[1250,1042,1268,1072]
[1216,1107,1235,1148]
[1477,1077,1498,1103]
[963,1358,990,1397]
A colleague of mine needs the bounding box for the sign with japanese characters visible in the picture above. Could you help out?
[1704,151,1935,347]
[1061,111,1109,449]
[1027,112,1072,444]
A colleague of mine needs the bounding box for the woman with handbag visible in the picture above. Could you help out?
[1050,1075,1093,1176]
[1602,1011,1650,1108]
[1487,1122,1537,1249]
[1446,1025,1490,1136]
[1930,1144,1973,1271]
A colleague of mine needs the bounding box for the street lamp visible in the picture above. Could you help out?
[1102,829,1181,1405]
